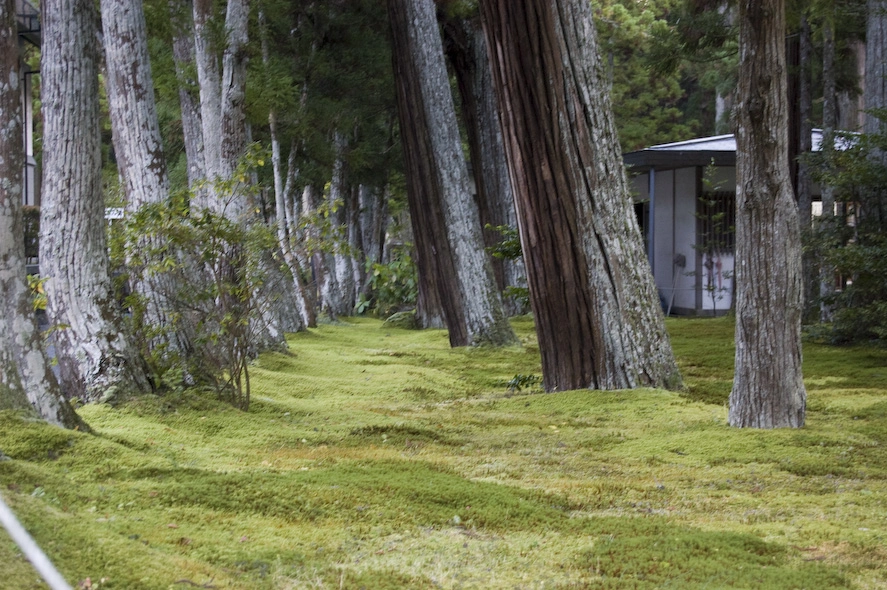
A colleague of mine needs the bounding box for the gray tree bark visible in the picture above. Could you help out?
[0,0,84,428]
[865,0,887,138]
[729,0,806,428]
[40,0,152,403]
[443,15,528,316]
[101,0,195,361]
[192,0,222,210]
[481,0,681,391]
[171,0,206,190]
[388,0,516,347]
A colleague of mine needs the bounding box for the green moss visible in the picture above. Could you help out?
[1,318,885,588]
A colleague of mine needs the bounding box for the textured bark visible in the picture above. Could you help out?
[192,0,221,210]
[218,0,249,213]
[358,184,388,298]
[729,0,806,428]
[0,0,83,428]
[481,0,680,391]
[101,0,168,210]
[443,15,528,316]
[388,0,516,347]
[261,10,313,330]
[171,0,206,189]
[865,0,887,138]
[40,0,152,403]
[102,0,194,359]
[193,0,222,212]
[322,136,353,317]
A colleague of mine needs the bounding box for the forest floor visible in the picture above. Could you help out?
[1,316,887,589]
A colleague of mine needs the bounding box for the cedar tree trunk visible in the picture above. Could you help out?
[0,0,83,428]
[729,0,806,428]
[388,0,516,347]
[481,0,681,391]
[40,0,153,402]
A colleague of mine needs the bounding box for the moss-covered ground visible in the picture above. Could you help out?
[1,316,886,589]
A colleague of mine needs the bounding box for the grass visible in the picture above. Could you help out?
[1,316,886,589]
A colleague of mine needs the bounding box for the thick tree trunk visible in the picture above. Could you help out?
[388,0,516,347]
[171,0,206,190]
[192,0,222,210]
[481,0,680,391]
[729,0,806,428]
[444,15,528,316]
[0,0,83,428]
[101,0,194,361]
[41,0,152,403]
[219,0,249,217]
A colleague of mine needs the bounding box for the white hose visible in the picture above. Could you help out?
[0,492,72,590]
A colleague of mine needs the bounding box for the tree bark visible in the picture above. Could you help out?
[388,0,516,347]
[481,0,680,391]
[192,0,222,210]
[171,0,206,190]
[101,0,196,361]
[729,0,806,428]
[865,0,887,138]
[0,0,84,428]
[40,0,152,403]
[443,15,528,316]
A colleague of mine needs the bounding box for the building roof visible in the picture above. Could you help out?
[16,0,40,47]
[624,129,826,170]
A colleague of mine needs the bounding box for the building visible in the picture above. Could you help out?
[624,131,823,316]
[16,0,40,208]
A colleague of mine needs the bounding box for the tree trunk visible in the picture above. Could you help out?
[797,13,817,322]
[819,18,837,322]
[443,15,528,316]
[261,9,313,330]
[218,0,249,217]
[171,0,206,190]
[728,0,806,428]
[0,0,84,428]
[865,0,887,138]
[40,0,152,403]
[388,0,516,347]
[192,0,222,210]
[101,0,195,361]
[481,0,681,391]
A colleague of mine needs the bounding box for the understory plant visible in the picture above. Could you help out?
[807,111,887,344]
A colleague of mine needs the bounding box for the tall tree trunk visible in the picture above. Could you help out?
[865,0,887,139]
[171,0,206,190]
[218,0,249,216]
[0,0,84,428]
[260,9,313,330]
[819,17,837,322]
[443,15,528,316]
[41,0,152,403]
[729,0,806,428]
[101,0,194,362]
[481,0,681,391]
[388,0,516,347]
[797,13,817,321]
[192,0,222,210]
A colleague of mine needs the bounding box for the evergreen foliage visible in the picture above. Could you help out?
[806,113,887,344]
